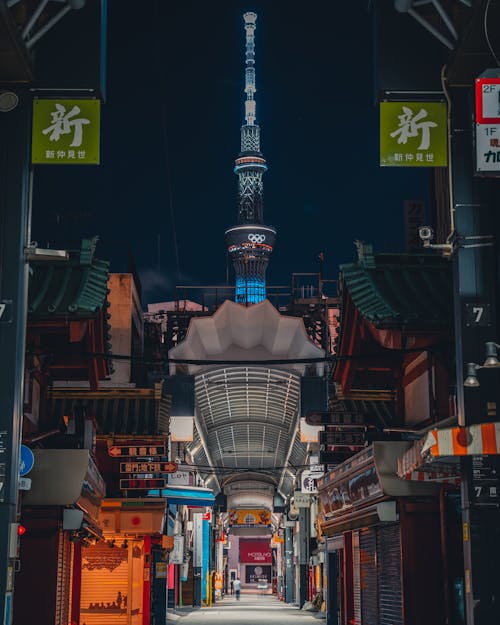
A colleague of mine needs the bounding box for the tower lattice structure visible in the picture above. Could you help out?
[225,12,276,305]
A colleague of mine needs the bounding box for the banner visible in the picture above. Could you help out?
[228,508,271,526]
[239,539,272,564]
[170,535,184,565]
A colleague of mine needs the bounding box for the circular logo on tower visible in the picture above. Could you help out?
[248,233,266,244]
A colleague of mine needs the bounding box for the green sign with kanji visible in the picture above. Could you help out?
[32,99,100,165]
[380,101,447,167]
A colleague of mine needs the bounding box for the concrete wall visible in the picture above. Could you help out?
[107,274,143,385]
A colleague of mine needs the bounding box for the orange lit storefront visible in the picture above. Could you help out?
[77,499,168,625]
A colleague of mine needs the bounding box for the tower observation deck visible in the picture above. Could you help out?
[225,11,276,305]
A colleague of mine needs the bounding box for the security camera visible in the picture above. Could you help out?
[418,226,434,243]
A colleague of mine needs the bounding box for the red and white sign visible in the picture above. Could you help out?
[475,73,500,174]
[239,539,272,564]
[203,508,212,523]
[475,77,500,124]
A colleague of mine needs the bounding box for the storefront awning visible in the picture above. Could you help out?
[100,498,167,535]
[397,422,500,479]
[147,485,215,507]
[23,449,105,520]
[318,442,439,536]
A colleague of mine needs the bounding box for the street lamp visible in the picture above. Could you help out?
[483,342,500,368]
[463,362,481,388]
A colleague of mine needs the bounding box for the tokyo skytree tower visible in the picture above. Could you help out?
[225,12,276,305]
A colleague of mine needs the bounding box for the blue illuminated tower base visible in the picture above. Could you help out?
[225,224,276,304]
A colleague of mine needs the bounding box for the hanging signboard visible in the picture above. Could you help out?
[293,491,311,508]
[168,470,191,486]
[475,125,500,173]
[228,509,271,526]
[108,444,166,458]
[475,76,500,123]
[170,535,185,564]
[318,450,353,465]
[119,461,177,474]
[475,73,500,175]
[320,429,366,448]
[380,101,447,167]
[305,411,363,427]
[119,478,166,490]
[301,470,320,494]
[32,99,100,165]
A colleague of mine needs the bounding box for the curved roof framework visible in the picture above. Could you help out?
[195,366,300,476]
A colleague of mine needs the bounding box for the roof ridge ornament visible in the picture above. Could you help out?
[354,240,375,268]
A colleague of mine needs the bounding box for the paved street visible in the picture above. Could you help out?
[171,595,321,625]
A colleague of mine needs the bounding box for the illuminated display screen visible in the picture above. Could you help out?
[235,278,266,304]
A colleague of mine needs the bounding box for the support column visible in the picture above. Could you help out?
[0,92,31,625]
[299,507,310,608]
[284,525,294,604]
[192,513,203,607]
[450,85,500,625]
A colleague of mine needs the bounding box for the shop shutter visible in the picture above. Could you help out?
[360,528,377,625]
[55,530,72,625]
[80,541,130,625]
[352,532,361,625]
[377,524,403,625]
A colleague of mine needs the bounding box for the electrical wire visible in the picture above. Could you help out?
[484,0,500,67]
[27,344,448,368]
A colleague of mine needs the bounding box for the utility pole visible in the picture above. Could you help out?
[449,82,500,625]
[0,91,31,625]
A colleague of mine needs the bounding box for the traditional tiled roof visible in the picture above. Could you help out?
[28,237,110,317]
[48,386,170,435]
[339,242,452,328]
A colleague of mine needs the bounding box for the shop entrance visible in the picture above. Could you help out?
[326,550,343,625]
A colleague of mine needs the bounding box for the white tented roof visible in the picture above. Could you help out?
[168,300,325,497]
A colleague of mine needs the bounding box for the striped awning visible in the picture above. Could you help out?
[398,422,500,479]
[400,471,460,485]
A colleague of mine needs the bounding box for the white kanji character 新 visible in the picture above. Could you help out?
[390,106,437,150]
[42,103,90,147]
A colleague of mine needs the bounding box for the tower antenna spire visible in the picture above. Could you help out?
[243,11,257,126]
[225,11,276,305]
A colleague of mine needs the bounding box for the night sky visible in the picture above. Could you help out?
[31,1,431,304]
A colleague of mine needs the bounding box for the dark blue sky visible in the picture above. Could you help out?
[32,0,431,303]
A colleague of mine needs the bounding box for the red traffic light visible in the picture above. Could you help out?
[17,524,26,536]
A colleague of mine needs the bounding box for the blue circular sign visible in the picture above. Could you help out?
[19,445,35,477]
